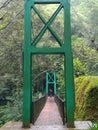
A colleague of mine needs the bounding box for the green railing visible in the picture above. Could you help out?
[32,95,47,123]
[54,95,65,124]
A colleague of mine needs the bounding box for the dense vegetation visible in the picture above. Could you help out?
[75,76,98,121]
[0,0,98,127]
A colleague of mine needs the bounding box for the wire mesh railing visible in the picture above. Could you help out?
[32,95,47,123]
[54,94,65,124]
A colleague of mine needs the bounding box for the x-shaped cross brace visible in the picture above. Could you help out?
[32,4,63,47]
[48,73,54,82]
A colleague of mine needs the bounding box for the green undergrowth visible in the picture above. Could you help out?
[75,76,98,122]
[88,123,98,130]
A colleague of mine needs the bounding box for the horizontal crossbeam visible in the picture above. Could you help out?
[32,6,63,47]
[30,47,65,54]
[32,4,63,46]
[34,0,61,4]
[48,82,55,84]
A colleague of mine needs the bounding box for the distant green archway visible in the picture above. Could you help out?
[46,72,56,95]
[23,0,75,128]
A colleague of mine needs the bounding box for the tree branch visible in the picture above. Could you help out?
[0,9,23,31]
[0,0,12,10]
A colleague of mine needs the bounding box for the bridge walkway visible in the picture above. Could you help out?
[1,97,92,130]
[35,96,64,126]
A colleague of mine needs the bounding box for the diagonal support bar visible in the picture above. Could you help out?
[32,6,63,47]
[48,73,54,82]
[33,4,63,46]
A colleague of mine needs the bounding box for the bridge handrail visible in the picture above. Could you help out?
[54,95,65,124]
[32,95,47,123]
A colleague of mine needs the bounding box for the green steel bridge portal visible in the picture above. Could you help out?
[23,0,75,128]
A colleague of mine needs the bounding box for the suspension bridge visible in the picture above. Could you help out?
[1,95,91,129]
[1,0,92,129]
[1,73,91,129]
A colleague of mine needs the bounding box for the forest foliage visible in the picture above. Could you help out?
[0,0,98,127]
[75,76,98,121]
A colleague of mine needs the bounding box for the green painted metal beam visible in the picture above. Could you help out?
[30,47,65,54]
[34,0,61,4]
[64,0,75,127]
[48,82,55,84]
[32,6,63,47]
[54,72,56,94]
[46,72,48,94]
[33,4,63,46]
[25,0,34,7]
[23,0,32,128]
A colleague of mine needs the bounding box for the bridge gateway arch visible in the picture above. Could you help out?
[23,0,75,128]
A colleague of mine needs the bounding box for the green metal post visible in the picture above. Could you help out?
[64,0,75,127]
[54,72,56,94]
[23,0,32,128]
[46,72,48,94]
